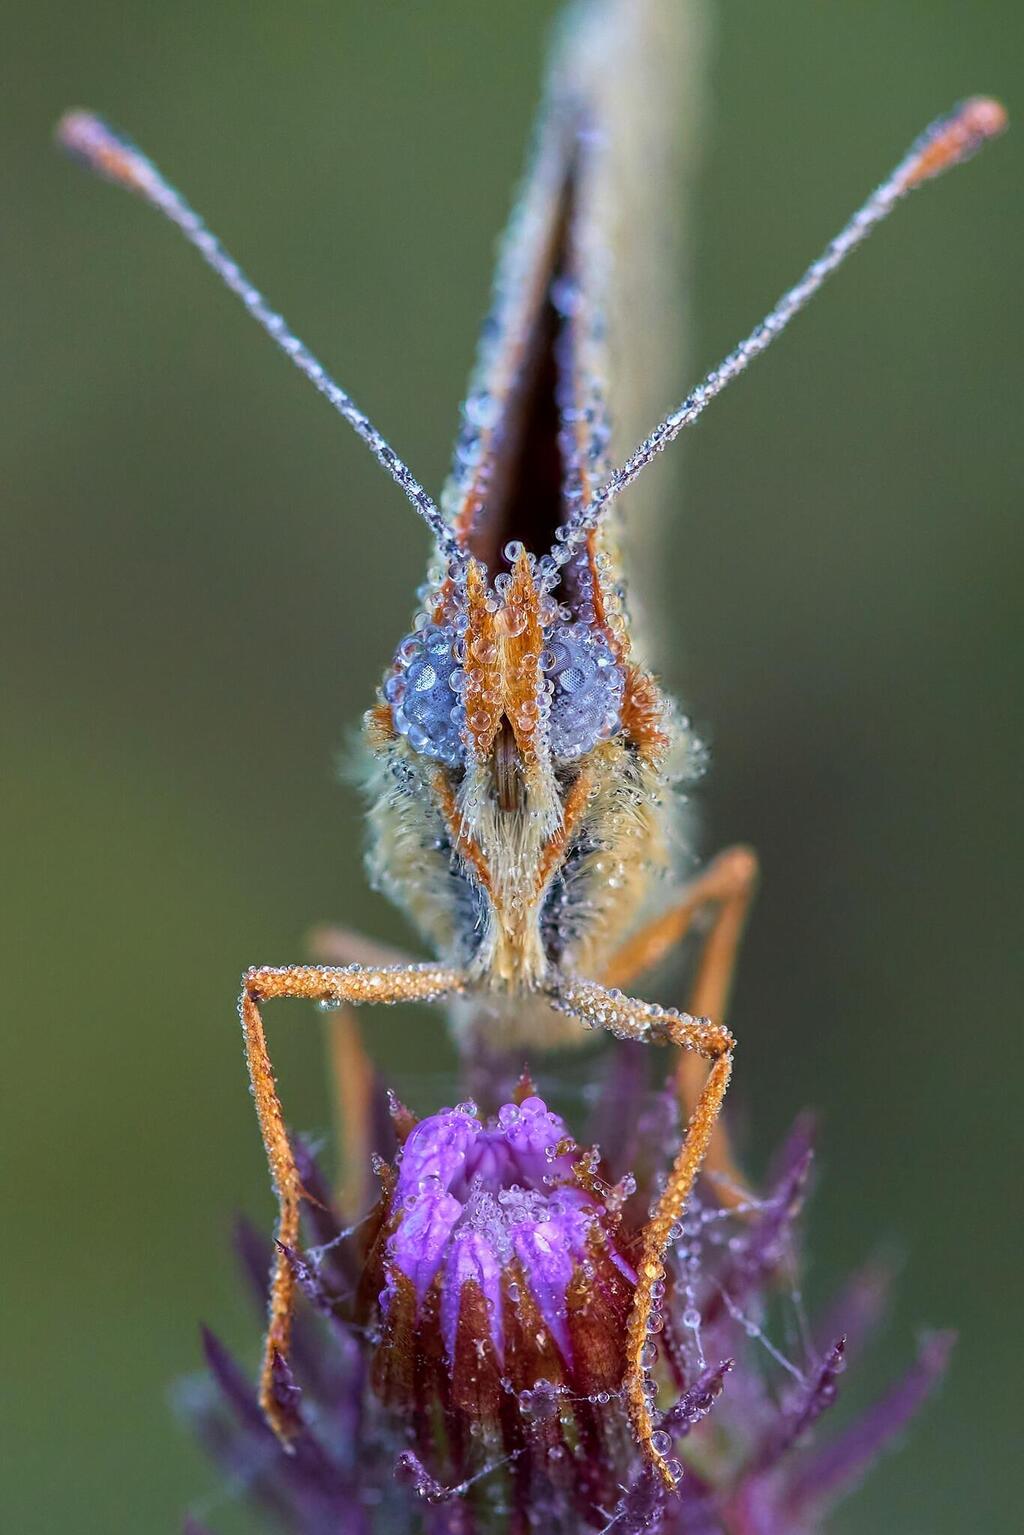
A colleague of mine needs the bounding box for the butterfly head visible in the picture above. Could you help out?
[365,533,674,988]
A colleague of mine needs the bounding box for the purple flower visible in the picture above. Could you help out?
[185,1057,953,1534]
[365,1091,636,1454]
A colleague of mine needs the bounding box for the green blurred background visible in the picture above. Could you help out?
[3,2,1021,1530]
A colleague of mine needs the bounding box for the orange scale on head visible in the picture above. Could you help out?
[462,560,503,759]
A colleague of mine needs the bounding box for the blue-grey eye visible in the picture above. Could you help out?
[385,624,466,767]
[543,623,625,761]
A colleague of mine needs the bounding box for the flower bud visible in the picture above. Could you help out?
[362,1095,635,1442]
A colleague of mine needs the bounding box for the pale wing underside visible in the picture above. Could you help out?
[439,0,710,665]
[557,0,709,652]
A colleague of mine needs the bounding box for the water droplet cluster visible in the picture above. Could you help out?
[384,595,626,770]
[543,622,624,759]
[384,623,464,766]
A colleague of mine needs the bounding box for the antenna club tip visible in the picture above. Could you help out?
[55,108,111,157]
[903,95,1009,190]
[960,95,1009,141]
[55,109,153,195]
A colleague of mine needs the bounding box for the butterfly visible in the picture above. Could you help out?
[58,0,1004,1487]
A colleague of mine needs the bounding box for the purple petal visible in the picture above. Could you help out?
[768,1112,817,1187]
[816,1259,893,1359]
[705,1134,814,1327]
[197,1328,348,1517]
[501,1096,576,1185]
[395,1452,490,1534]
[586,1039,650,1175]
[606,1464,666,1535]
[386,1183,463,1303]
[441,1226,505,1364]
[268,1349,304,1442]
[200,1327,272,1439]
[395,1448,447,1500]
[394,1108,481,1202]
[512,1206,591,1362]
[457,1097,575,1192]
[290,1137,358,1292]
[755,1337,846,1473]
[785,1331,955,1515]
[233,1216,275,1310]
[660,1359,734,1435]
[458,1131,514,1190]
[234,1226,342,1395]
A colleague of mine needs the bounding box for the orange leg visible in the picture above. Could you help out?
[601,845,758,1190]
[553,977,733,1492]
[307,925,418,1215]
[239,961,464,1441]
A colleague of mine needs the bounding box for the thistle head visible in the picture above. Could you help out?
[362,1090,636,1436]
[188,1068,955,1534]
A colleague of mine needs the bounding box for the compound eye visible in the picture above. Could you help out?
[384,624,466,767]
[543,623,625,761]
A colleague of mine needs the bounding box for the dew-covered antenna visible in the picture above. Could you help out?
[563,97,1007,551]
[57,111,460,559]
